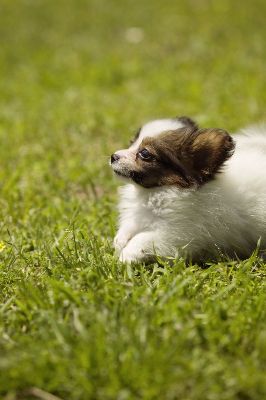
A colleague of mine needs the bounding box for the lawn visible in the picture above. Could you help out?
[0,0,266,399]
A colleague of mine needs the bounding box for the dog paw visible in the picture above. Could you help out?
[114,230,132,252]
[119,246,146,264]
[119,249,138,263]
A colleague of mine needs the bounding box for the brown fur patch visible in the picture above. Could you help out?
[130,126,235,188]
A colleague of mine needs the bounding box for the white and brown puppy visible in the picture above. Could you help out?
[110,117,266,263]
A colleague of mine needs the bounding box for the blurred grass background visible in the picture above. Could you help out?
[0,0,266,399]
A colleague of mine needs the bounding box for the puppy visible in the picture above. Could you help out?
[110,117,266,263]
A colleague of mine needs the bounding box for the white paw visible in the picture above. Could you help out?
[119,246,145,264]
[114,230,132,252]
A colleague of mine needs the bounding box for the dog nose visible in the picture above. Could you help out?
[111,153,120,163]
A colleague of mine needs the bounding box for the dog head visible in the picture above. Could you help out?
[110,116,235,188]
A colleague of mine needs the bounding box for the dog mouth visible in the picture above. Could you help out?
[114,170,128,177]
[112,165,131,179]
[111,163,142,184]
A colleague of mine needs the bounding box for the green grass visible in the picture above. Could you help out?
[0,0,266,399]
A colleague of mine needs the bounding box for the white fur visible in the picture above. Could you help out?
[114,121,266,263]
[131,118,185,149]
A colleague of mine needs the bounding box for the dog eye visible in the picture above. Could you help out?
[138,148,153,161]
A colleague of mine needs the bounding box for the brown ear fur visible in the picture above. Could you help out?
[176,116,198,129]
[190,128,235,181]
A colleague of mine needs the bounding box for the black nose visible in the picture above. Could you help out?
[111,153,120,163]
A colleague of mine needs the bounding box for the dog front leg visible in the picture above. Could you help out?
[114,221,139,254]
[119,231,160,264]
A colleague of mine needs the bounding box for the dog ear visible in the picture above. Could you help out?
[176,116,198,129]
[189,128,235,181]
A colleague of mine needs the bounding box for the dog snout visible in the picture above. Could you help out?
[111,153,120,164]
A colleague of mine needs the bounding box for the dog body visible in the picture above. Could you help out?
[111,118,266,263]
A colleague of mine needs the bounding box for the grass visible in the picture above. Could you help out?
[0,0,266,399]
